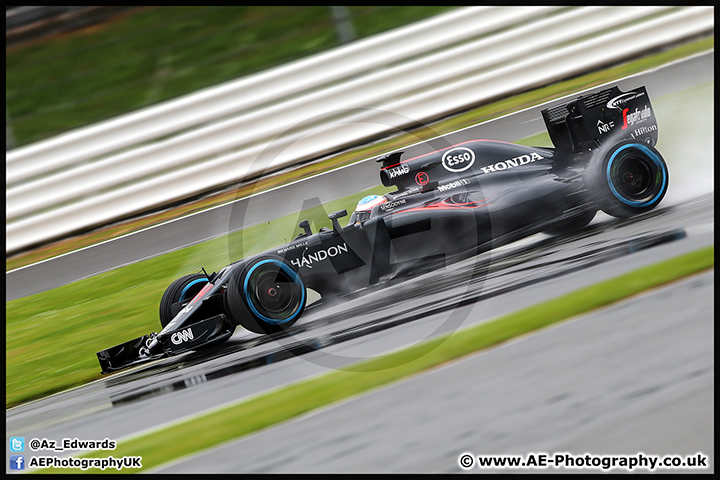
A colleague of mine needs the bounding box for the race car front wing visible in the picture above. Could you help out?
[96,313,234,374]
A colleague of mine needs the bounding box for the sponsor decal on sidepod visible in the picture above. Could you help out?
[438,178,471,192]
[480,152,544,174]
[442,147,475,172]
[291,243,349,269]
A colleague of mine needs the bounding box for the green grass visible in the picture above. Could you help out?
[6,34,713,273]
[5,186,391,409]
[6,6,454,146]
[37,245,714,473]
[5,25,714,408]
[6,33,715,407]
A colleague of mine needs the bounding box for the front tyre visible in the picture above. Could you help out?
[160,273,235,348]
[224,256,306,335]
[588,141,669,218]
[159,273,209,328]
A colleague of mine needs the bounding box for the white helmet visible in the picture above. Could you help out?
[350,194,386,223]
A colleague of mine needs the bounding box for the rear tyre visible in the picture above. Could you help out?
[224,256,306,335]
[587,141,669,218]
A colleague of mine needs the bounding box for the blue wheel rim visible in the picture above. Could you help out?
[243,260,305,325]
[179,278,208,301]
[606,143,667,207]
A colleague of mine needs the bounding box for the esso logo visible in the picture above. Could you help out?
[442,147,475,172]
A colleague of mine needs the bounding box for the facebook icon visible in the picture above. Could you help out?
[10,455,25,470]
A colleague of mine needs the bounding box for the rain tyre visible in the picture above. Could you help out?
[587,140,669,218]
[224,256,306,335]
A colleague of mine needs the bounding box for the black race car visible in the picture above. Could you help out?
[97,85,669,373]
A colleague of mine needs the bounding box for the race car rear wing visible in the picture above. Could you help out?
[542,85,658,153]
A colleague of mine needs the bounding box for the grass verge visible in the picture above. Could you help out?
[5,35,715,405]
[5,35,713,272]
[7,6,454,146]
[5,186,391,409]
[37,245,713,473]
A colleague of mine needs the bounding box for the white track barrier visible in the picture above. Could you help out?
[5,6,714,253]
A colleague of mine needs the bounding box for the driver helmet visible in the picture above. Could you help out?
[351,194,386,223]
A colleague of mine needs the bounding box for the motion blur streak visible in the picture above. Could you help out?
[5,52,713,301]
[6,50,713,475]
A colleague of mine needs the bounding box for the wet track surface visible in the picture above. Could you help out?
[159,270,713,473]
[6,192,714,473]
[5,52,714,473]
[5,51,714,301]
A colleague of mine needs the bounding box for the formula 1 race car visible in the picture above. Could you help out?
[97,85,668,373]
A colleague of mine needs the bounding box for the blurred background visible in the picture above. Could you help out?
[7,6,712,260]
[5,6,713,474]
[6,6,453,149]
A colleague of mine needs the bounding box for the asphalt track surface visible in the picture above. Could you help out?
[5,52,714,474]
[157,270,714,474]
[5,51,714,301]
[6,192,714,474]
